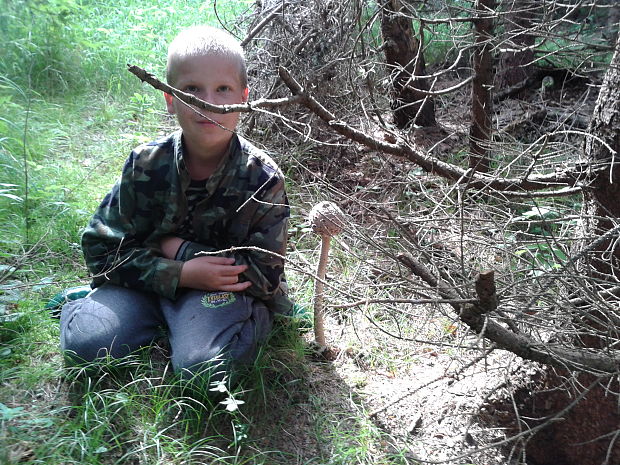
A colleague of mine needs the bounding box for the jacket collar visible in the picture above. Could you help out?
[172,130,242,188]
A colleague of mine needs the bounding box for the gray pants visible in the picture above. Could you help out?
[59,284,273,378]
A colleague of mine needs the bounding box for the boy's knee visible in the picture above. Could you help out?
[62,333,132,365]
[167,293,272,376]
[61,321,132,365]
[60,296,145,364]
[171,327,266,379]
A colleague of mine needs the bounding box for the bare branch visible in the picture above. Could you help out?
[398,254,620,374]
[496,187,582,198]
[240,2,286,47]
[328,297,476,309]
[127,64,304,113]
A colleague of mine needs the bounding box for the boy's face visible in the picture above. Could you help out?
[165,53,249,160]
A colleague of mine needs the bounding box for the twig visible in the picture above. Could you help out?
[329,297,476,309]
[403,76,473,97]
[126,64,303,113]
[398,253,620,374]
[241,2,286,47]
[497,187,582,198]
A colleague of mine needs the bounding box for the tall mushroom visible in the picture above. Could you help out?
[308,201,346,349]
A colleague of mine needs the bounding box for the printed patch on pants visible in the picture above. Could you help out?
[201,292,236,309]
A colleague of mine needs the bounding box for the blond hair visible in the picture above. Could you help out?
[166,25,247,87]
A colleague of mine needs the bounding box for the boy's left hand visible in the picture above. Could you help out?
[179,256,252,292]
[160,236,252,292]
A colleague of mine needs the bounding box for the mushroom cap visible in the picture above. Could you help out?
[309,201,346,237]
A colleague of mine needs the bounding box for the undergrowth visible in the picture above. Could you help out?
[0,313,309,464]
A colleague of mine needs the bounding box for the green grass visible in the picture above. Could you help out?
[1,0,252,96]
[312,406,412,465]
[0,304,312,464]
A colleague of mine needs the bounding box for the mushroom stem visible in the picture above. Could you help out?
[313,234,331,347]
[308,200,345,350]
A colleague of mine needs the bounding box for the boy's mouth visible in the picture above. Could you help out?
[197,119,218,126]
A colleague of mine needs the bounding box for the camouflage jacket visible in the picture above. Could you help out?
[82,131,293,314]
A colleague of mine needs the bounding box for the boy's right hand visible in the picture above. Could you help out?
[179,256,252,292]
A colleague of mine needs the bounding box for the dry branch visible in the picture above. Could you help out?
[127,64,303,113]
[240,2,286,47]
[276,66,592,192]
[127,63,596,194]
[329,297,476,309]
[397,254,620,374]
[497,186,583,198]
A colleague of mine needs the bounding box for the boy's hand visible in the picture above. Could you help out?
[179,256,251,292]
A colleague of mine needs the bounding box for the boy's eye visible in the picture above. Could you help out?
[185,85,200,93]
[217,85,232,92]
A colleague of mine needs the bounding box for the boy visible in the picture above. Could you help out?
[60,26,292,380]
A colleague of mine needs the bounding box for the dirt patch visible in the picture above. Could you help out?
[485,366,620,465]
[252,313,534,464]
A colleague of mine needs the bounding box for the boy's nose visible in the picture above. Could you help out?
[203,90,215,103]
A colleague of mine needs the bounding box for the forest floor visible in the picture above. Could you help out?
[252,318,526,465]
[244,72,601,465]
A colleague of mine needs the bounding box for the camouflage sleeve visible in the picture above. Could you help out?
[234,173,289,303]
[81,152,183,299]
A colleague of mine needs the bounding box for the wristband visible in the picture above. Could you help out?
[174,240,190,261]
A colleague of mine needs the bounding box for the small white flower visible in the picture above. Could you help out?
[209,380,227,393]
[220,397,245,412]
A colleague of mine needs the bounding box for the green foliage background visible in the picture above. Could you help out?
[0,0,250,264]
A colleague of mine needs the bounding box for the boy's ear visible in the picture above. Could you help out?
[242,87,249,103]
[164,92,176,114]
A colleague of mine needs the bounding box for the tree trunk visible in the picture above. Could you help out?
[606,0,620,42]
[496,0,537,90]
[582,34,620,280]
[379,0,436,129]
[469,0,495,173]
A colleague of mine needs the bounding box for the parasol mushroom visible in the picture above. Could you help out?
[308,201,346,349]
